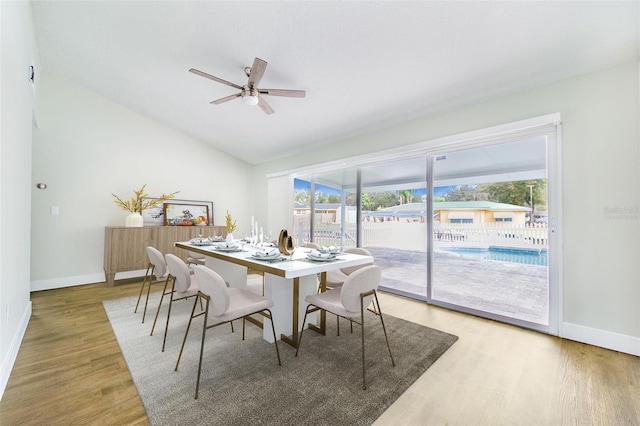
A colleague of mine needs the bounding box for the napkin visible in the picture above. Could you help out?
[218,242,239,249]
[321,245,339,253]
[254,248,279,257]
[310,250,333,258]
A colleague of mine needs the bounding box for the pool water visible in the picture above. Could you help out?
[440,246,547,266]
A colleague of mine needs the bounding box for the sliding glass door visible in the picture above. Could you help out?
[428,136,552,329]
[286,117,559,334]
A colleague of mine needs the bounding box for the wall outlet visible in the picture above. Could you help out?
[50,206,59,215]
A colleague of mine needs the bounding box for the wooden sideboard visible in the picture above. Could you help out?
[104,225,226,286]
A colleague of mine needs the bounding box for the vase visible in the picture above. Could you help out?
[278,229,294,255]
[225,232,234,243]
[125,212,144,227]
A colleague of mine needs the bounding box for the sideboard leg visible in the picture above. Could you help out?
[105,272,115,287]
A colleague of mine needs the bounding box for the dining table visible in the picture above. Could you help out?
[175,240,374,348]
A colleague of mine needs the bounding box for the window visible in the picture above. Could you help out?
[450,218,473,224]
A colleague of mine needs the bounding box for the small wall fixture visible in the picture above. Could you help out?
[36,183,47,190]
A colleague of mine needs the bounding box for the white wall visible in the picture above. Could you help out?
[253,61,640,355]
[30,71,253,289]
[0,0,39,398]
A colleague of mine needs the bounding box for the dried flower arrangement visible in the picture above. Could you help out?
[225,210,237,233]
[111,184,179,213]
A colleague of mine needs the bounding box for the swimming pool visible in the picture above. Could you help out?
[440,246,548,266]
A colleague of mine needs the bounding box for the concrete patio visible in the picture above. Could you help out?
[366,246,549,325]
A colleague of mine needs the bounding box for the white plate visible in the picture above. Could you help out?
[252,254,282,261]
[307,254,337,262]
[190,241,212,246]
[215,246,242,252]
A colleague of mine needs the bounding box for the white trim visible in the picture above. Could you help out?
[267,113,561,179]
[0,301,31,400]
[562,322,640,357]
[30,270,146,291]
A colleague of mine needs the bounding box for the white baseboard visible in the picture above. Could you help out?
[0,301,32,401]
[562,322,640,357]
[30,270,146,292]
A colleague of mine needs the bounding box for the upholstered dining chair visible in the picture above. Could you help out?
[151,254,201,352]
[325,247,374,289]
[175,265,281,399]
[295,265,394,390]
[135,246,169,324]
[325,247,374,334]
[186,250,206,266]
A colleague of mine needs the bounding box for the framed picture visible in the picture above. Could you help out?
[141,198,165,226]
[164,202,211,226]
[142,198,214,226]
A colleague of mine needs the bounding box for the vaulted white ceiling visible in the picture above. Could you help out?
[31,1,639,165]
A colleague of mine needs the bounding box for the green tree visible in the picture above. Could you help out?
[316,193,329,203]
[361,192,374,210]
[327,194,341,203]
[477,179,547,222]
[294,189,310,204]
[399,189,412,205]
[443,185,479,201]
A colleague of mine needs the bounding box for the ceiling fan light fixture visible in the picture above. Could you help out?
[244,94,259,106]
[242,87,259,106]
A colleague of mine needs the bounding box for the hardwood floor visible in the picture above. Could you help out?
[1,277,639,425]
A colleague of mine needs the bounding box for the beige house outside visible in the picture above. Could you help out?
[364,201,530,225]
[435,201,530,225]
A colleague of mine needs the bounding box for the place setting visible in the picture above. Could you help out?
[248,247,286,263]
[304,247,343,262]
[211,242,244,252]
[188,235,226,246]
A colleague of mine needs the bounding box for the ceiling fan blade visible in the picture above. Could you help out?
[258,89,306,98]
[257,96,275,115]
[210,93,241,105]
[247,57,267,88]
[189,68,243,90]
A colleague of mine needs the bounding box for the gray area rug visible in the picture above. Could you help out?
[103,289,458,425]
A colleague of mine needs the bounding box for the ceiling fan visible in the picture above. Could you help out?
[189,57,305,115]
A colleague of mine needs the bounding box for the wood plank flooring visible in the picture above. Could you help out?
[1,277,639,425]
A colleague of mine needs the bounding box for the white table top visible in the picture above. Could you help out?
[175,241,373,279]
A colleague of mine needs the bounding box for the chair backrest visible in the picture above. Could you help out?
[187,250,205,260]
[192,265,230,317]
[340,247,373,276]
[340,265,382,313]
[146,246,167,279]
[165,254,195,293]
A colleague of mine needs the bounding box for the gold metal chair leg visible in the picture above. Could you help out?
[360,295,367,390]
[175,295,200,371]
[265,309,282,366]
[373,291,395,366]
[135,263,153,314]
[150,276,172,336]
[162,286,175,352]
[295,306,312,357]
[195,299,210,400]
